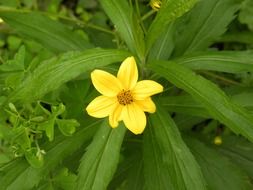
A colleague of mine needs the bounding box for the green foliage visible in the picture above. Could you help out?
[144,103,206,190]
[150,61,253,142]
[0,8,92,53]
[76,122,126,190]
[0,0,253,189]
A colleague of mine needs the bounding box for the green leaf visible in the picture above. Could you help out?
[173,0,241,56]
[0,121,99,190]
[6,49,130,104]
[12,126,31,150]
[0,8,92,53]
[160,95,210,118]
[239,0,253,30]
[99,0,145,59]
[76,122,126,190]
[143,103,206,190]
[39,118,55,141]
[218,136,253,179]
[146,0,198,51]
[185,137,252,190]
[53,168,77,190]
[109,142,145,190]
[150,61,253,142]
[175,51,253,73]
[161,93,253,118]
[56,119,79,136]
[148,23,175,61]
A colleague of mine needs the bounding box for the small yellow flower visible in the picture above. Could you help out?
[150,0,161,11]
[86,56,163,134]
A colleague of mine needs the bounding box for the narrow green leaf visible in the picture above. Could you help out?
[160,95,210,118]
[143,103,206,190]
[76,122,126,190]
[148,23,175,61]
[173,0,241,56]
[0,8,92,53]
[174,51,253,73]
[7,49,130,104]
[0,121,99,190]
[161,93,253,118]
[185,137,252,190]
[99,0,145,59]
[150,61,253,142]
[146,0,198,51]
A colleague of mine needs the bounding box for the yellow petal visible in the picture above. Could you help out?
[117,56,138,90]
[135,97,156,113]
[109,104,123,128]
[91,70,122,97]
[86,96,117,118]
[132,80,163,100]
[122,103,146,134]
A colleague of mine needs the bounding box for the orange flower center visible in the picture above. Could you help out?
[117,90,133,105]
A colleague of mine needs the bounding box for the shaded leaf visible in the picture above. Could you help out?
[173,0,241,56]
[185,137,252,190]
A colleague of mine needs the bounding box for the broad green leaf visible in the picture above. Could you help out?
[0,120,99,190]
[6,49,130,104]
[143,103,206,190]
[76,122,126,190]
[185,137,252,190]
[218,136,253,179]
[175,51,253,73]
[146,0,198,51]
[99,0,145,59]
[173,0,241,56]
[0,8,92,53]
[150,61,253,142]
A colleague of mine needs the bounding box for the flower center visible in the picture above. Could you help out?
[117,90,133,105]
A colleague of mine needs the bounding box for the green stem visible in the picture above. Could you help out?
[201,71,243,86]
[141,10,156,21]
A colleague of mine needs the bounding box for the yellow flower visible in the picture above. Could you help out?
[150,0,161,11]
[86,56,163,134]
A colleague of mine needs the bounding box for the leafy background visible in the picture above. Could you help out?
[0,0,253,189]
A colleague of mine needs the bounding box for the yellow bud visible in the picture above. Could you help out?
[214,136,222,145]
[150,0,161,11]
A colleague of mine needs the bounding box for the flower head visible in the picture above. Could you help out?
[86,56,163,134]
[150,0,161,11]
